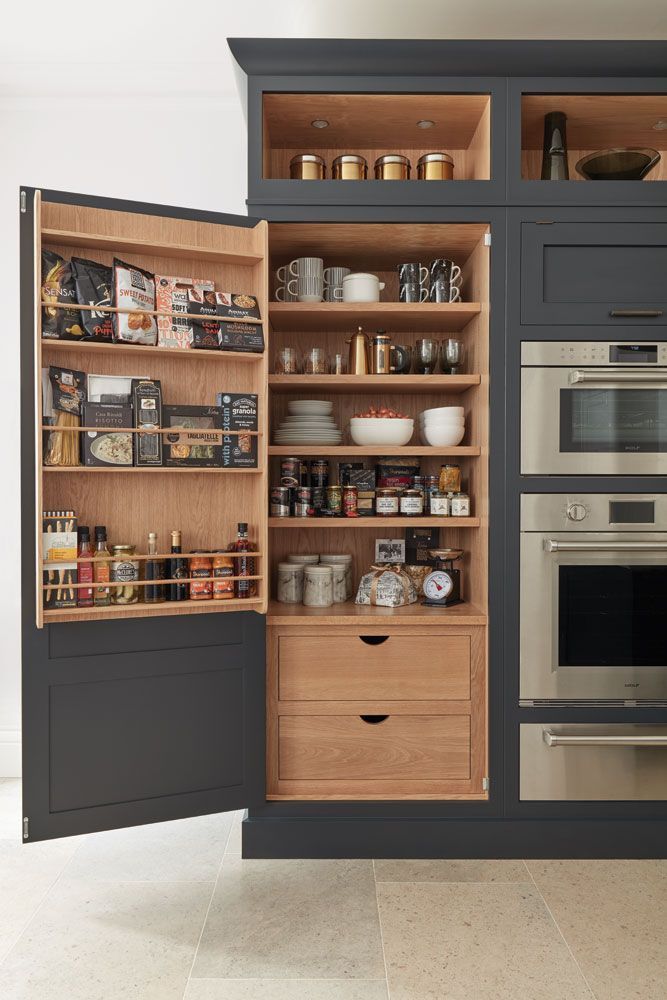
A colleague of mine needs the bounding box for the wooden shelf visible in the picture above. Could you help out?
[268,374,480,394]
[42,228,263,266]
[43,466,261,474]
[269,517,480,528]
[268,445,480,457]
[41,339,263,364]
[43,596,265,624]
[269,302,481,333]
[267,598,487,626]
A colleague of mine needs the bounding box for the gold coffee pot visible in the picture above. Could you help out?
[347,326,371,375]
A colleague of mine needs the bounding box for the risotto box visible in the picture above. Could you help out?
[81,402,133,467]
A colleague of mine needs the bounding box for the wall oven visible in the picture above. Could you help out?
[521,341,667,475]
[520,493,667,706]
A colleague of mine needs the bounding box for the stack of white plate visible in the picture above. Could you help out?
[274,400,342,445]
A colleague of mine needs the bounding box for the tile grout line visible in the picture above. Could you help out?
[372,858,392,1000]
[522,860,599,1000]
[181,813,238,1000]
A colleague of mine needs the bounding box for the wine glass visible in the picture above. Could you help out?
[414,339,439,375]
[442,338,463,375]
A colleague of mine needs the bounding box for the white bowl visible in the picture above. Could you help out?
[420,424,465,447]
[420,418,465,429]
[349,417,414,446]
[420,405,464,420]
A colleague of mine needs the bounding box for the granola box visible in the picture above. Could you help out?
[216,393,258,469]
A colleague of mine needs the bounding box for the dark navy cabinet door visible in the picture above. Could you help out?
[521,222,667,326]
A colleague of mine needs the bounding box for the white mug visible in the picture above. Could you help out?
[342,272,386,303]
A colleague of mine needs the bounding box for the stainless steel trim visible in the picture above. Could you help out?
[569,368,667,384]
[543,729,667,748]
[544,539,667,552]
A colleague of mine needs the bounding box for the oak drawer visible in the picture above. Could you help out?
[278,634,471,702]
[278,714,471,782]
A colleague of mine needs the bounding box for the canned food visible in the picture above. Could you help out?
[417,152,454,180]
[375,488,400,516]
[332,154,367,180]
[326,485,342,514]
[309,458,329,488]
[280,457,301,489]
[343,485,358,517]
[292,486,312,518]
[400,488,424,516]
[189,553,213,600]
[270,485,291,517]
[289,154,326,180]
[374,154,411,180]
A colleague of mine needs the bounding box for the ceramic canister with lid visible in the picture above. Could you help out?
[277,562,304,604]
[319,553,353,599]
[287,553,320,566]
[303,564,334,607]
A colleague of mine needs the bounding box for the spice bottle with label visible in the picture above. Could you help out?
[93,525,111,607]
[76,525,94,608]
[144,531,166,604]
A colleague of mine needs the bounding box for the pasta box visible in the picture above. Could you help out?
[162,404,223,467]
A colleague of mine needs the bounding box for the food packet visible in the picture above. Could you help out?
[43,366,86,467]
[112,257,158,345]
[71,257,114,342]
[41,250,84,340]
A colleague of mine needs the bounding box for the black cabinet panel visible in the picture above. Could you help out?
[522,222,667,325]
[49,613,243,659]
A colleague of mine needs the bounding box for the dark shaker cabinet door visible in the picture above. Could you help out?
[22,611,265,842]
[521,223,667,326]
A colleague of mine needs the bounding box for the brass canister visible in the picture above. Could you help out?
[332,154,368,180]
[289,154,326,180]
[374,154,411,180]
[417,152,454,180]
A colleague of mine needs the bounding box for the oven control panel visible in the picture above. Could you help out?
[521,494,666,531]
[521,341,667,366]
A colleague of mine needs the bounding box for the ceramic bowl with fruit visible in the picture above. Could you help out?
[349,406,414,446]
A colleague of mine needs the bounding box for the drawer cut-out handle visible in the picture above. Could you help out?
[360,714,389,725]
[359,635,389,646]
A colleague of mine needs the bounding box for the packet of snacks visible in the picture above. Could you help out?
[112,258,158,345]
[155,275,215,349]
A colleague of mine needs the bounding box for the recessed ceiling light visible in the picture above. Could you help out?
[652,120,667,130]
[311,119,329,129]
[417,119,435,129]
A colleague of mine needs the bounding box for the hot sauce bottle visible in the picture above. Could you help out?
[76,525,94,608]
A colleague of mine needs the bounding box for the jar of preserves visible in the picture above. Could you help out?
[212,553,234,600]
[374,154,411,180]
[430,491,450,516]
[332,154,368,180]
[400,488,424,516]
[439,463,462,494]
[289,154,326,180]
[451,492,471,517]
[189,553,213,600]
[326,485,342,515]
[375,488,400,516]
[417,152,454,180]
[343,485,358,517]
[110,544,139,605]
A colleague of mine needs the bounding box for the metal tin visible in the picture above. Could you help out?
[326,485,342,514]
[417,152,454,180]
[289,154,325,180]
[309,458,329,488]
[280,457,301,488]
[270,485,291,517]
[374,154,411,180]
[400,488,424,516]
[430,491,450,516]
[375,488,400,516]
[292,486,312,518]
[332,154,368,180]
[451,492,471,517]
[343,485,358,517]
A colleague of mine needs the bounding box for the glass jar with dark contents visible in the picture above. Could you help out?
[400,488,424,516]
[375,488,399,516]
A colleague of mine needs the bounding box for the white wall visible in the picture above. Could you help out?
[0,93,247,775]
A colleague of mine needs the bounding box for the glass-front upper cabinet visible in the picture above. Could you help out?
[509,79,667,205]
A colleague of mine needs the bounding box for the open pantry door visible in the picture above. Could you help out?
[20,188,268,842]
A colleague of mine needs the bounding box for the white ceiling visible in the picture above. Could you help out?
[1,0,667,98]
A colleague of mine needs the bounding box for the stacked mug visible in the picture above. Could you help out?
[397,259,463,303]
[275,257,324,302]
[323,266,350,302]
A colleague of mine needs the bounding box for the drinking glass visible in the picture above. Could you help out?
[275,347,300,374]
[443,338,463,374]
[303,347,328,374]
[330,353,347,374]
[414,339,439,374]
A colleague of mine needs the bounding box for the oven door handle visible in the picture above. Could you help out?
[569,369,667,385]
[544,539,667,553]
[543,730,667,748]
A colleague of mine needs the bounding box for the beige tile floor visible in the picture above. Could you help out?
[0,778,665,1000]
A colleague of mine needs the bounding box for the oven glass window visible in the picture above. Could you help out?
[560,388,667,452]
[559,565,667,666]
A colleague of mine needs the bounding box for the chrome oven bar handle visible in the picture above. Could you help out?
[543,730,667,748]
[544,539,667,553]
[569,369,667,385]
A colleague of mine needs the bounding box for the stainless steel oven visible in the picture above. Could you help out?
[521,341,667,475]
[520,493,667,705]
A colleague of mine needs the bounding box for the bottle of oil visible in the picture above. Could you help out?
[169,529,189,601]
[144,531,166,604]
[93,525,111,607]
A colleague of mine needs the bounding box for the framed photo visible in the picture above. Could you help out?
[375,538,406,564]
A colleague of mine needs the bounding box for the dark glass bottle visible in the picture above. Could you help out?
[169,529,189,602]
[93,525,111,607]
[541,111,569,180]
[77,525,94,608]
[232,522,255,599]
[144,531,166,604]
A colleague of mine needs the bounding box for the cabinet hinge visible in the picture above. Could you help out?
[20,190,27,214]
[484,232,492,246]
[482,776,490,792]
[23,817,29,840]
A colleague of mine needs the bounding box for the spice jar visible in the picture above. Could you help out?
[326,485,342,515]
[451,492,471,517]
[277,562,304,604]
[439,464,462,494]
[374,154,411,180]
[400,488,424,516]
[110,544,139,605]
[303,564,333,607]
[290,154,326,180]
[343,485,358,517]
[212,553,235,600]
[376,487,400,516]
[332,154,368,180]
[417,152,454,180]
[189,553,213,600]
[430,491,450,516]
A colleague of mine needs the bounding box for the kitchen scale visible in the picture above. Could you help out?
[421,548,464,607]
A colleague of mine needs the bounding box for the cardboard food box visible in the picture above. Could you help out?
[87,373,148,404]
[42,510,77,608]
[216,393,258,469]
[82,402,133,467]
[218,320,265,354]
[131,379,163,467]
[155,275,215,349]
[214,291,261,321]
[162,404,223,467]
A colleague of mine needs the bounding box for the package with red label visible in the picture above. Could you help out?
[112,258,157,345]
[155,275,215,349]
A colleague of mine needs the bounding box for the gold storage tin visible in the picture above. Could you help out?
[417,152,454,180]
[374,154,411,180]
[332,154,368,180]
[290,154,326,180]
